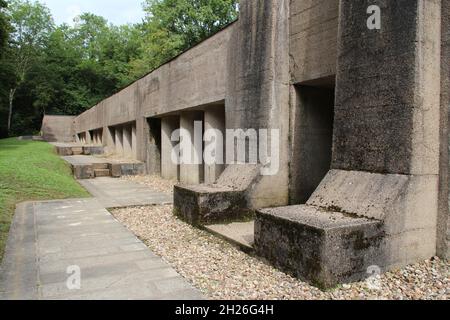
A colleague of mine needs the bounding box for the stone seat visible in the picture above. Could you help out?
[254,205,385,289]
[174,164,261,226]
[174,184,248,225]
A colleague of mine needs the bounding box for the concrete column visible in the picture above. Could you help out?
[87,131,93,145]
[131,123,137,160]
[147,118,161,176]
[161,117,180,180]
[115,127,124,156]
[104,126,114,153]
[123,125,133,158]
[180,112,204,185]
[225,0,290,208]
[312,0,443,266]
[204,106,225,184]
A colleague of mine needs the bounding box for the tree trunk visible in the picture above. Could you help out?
[8,88,16,134]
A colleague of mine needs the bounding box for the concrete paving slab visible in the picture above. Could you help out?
[78,177,173,208]
[0,200,202,300]
[204,221,255,252]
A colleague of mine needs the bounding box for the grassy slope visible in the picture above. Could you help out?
[0,138,89,260]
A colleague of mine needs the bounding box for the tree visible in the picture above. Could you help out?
[0,0,9,52]
[130,0,238,78]
[6,0,54,133]
[0,1,13,137]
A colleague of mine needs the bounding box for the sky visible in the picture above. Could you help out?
[41,0,146,26]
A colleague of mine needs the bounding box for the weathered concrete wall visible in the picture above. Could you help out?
[225,0,291,208]
[41,115,76,142]
[74,22,234,134]
[438,0,450,259]
[313,0,442,267]
[290,0,339,84]
[255,1,448,287]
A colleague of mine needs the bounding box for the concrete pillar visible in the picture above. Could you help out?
[98,130,103,145]
[86,131,92,145]
[225,0,290,208]
[115,126,123,156]
[147,118,161,176]
[123,125,133,158]
[104,126,114,153]
[131,123,137,160]
[204,106,225,184]
[180,112,204,185]
[161,117,180,180]
[312,0,443,266]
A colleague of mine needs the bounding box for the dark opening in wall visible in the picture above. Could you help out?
[290,84,335,204]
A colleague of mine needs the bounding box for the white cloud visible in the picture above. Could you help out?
[65,5,82,26]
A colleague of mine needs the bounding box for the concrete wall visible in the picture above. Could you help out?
[438,0,450,258]
[309,0,443,267]
[73,22,234,134]
[290,0,339,84]
[41,115,76,142]
[225,0,291,208]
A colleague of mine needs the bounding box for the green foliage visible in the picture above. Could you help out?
[0,138,89,260]
[0,0,9,52]
[130,0,238,78]
[0,0,239,138]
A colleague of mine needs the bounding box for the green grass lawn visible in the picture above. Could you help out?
[0,138,89,260]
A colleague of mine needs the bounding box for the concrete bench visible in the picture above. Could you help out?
[255,205,384,289]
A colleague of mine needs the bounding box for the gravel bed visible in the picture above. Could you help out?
[111,205,449,300]
[121,175,176,193]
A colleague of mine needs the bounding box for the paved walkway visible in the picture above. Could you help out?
[0,182,202,300]
[78,178,173,208]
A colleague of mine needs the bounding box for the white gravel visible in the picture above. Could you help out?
[121,175,176,194]
[111,205,449,300]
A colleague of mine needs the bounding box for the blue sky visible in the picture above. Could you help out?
[41,0,146,26]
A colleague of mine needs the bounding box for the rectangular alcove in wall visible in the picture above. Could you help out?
[107,122,136,159]
[290,81,335,204]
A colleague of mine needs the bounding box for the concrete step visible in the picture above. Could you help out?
[92,163,109,170]
[94,169,111,177]
[204,221,255,253]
